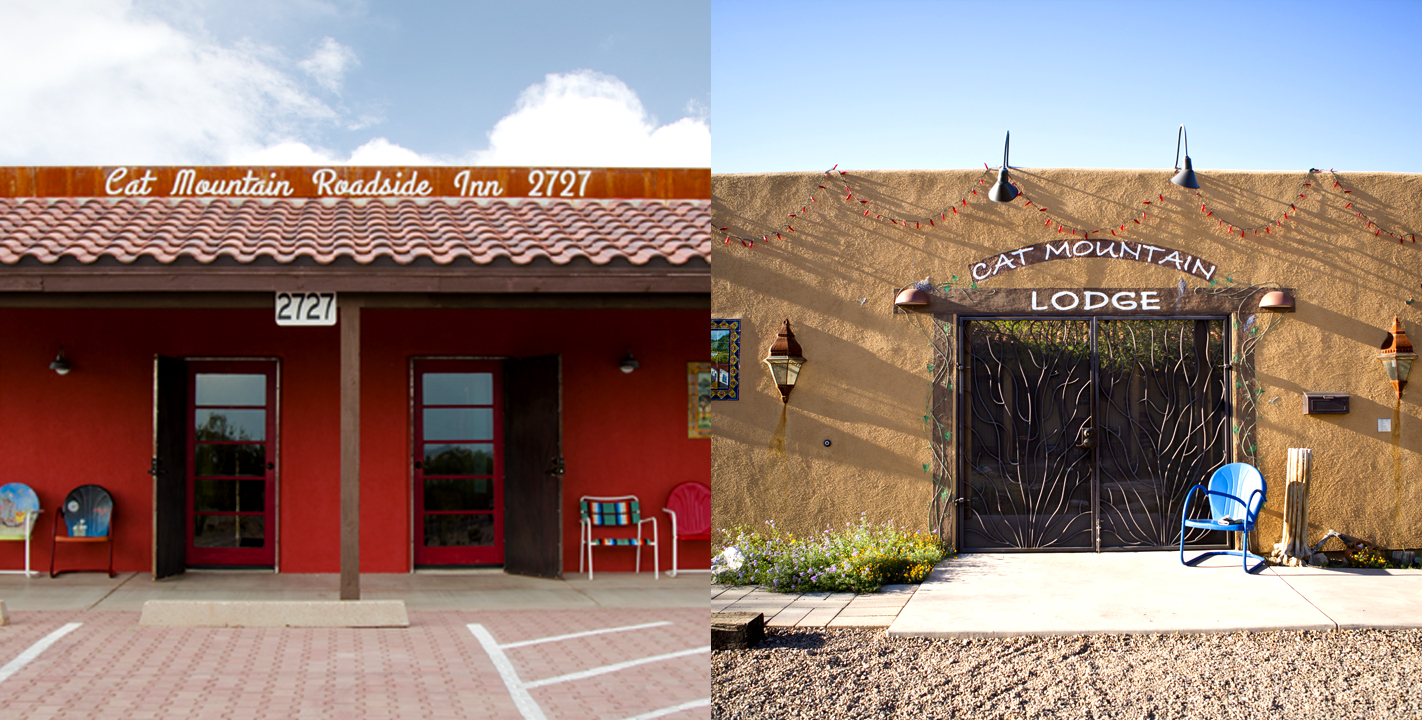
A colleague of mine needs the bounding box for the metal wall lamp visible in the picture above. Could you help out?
[618,347,640,374]
[987,131,1019,203]
[1378,316,1416,398]
[764,319,806,403]
[1171,125,1200,189]
[49,348,71,376]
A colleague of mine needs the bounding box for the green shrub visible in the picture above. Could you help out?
[712,516,950,593]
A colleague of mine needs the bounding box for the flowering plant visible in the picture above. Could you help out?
[712,515,949,593]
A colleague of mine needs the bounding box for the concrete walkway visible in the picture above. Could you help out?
[889,552,1422,638]
[0,570,707,612]
[712,584,916,628]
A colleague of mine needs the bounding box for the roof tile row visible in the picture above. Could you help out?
[0,196,710,266]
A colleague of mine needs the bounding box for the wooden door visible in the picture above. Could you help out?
[152,355,188,579]
[503,354,563,578]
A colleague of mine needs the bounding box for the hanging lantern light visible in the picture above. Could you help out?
[764,319,806,403]
[1377,316,1417,398]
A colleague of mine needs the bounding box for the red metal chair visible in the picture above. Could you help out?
[50,485,114,578]
[662,482,711,577]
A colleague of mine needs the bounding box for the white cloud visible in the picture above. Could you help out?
[0,4,705,168]
[297,36,357,94]
[0,0,337,165]
[471,70,710,167]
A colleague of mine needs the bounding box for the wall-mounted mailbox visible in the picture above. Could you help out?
[1303,392,1350,415]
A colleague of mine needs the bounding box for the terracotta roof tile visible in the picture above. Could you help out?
[0,196,710,266]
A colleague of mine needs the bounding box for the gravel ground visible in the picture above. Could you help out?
[713,628,1422,719]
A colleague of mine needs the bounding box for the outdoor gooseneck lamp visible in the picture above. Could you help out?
[987,131,1019,203]
[1171,124,1200,189]
[1378,316,1417,398]
[49,348,71,376]
[618,347,640,374]
[764,319,806,403]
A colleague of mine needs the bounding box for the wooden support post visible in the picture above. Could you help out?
[340,295,363,600]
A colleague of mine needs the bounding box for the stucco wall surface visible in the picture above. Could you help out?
[712,168,1422,552]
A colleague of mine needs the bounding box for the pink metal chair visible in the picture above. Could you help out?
[662,482,711,577]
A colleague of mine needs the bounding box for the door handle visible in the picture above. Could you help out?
[266,462,275,470]
[414,461,423,470]
[1075,426,1095,450]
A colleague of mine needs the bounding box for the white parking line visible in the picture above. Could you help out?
[468,621,708,720]
[623,698,712,720]
[500,621,673,649]
[523,646,710,689]
[0,623,82,684]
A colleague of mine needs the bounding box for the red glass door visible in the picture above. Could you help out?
[414,360,504,566]
[187,361,277,566]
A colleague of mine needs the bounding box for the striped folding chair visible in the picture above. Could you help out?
[579,495,658,580]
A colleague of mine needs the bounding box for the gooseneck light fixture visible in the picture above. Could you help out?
[49,348,71,376]
[618,347,640,374]
[987,131,1019,203]
[1378,316,1417,398]
[1171,124,1200,189]
[764,319,806,403]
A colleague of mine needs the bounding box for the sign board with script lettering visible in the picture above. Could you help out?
[0,167,708,200]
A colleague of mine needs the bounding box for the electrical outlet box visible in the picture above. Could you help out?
[1379,418,1392,432]
[1303,392,1349,415]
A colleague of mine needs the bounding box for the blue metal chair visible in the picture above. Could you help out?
[1180,463,1267,573]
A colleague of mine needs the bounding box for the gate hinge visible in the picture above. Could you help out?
[550,456,566,476]
[148,457,160,476]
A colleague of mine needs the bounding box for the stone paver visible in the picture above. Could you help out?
[0,608,709,720]
[712,584,919,629]
[0,572,710,719]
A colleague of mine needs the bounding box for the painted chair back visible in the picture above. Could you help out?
[664,482,712,537]
[59,485,113,538]
[0,483,41,540]
[581,498,641,527]
[1207,463,1266,525]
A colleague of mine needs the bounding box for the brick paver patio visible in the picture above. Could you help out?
[0,608,709,719]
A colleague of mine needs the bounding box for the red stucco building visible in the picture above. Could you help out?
[0,166,710,587]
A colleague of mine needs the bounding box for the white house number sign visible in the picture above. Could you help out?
[275,292,337,326]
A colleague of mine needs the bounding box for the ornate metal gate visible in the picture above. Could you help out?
[959,317,1230,551]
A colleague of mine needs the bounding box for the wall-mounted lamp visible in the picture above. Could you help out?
[1258,290,1295,312]
[618,348,640,374]
[764,319,806,404]
[49,348,71,376]
[987,131,1019,203]
[894,285,931,309]
[1377,316,1416,398]
[1171,125,1200,189]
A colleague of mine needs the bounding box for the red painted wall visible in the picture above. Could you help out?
[0,306,710,575]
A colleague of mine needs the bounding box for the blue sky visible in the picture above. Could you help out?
[0,0,709,166]
[712,0,1422,173]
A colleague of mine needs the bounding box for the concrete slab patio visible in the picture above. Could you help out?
[889,552,1422,638]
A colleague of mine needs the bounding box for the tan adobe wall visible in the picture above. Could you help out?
[712,168,1422,553]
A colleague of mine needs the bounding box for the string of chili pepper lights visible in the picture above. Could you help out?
[716,166,1420,249]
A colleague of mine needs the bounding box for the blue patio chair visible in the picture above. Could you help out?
[1179,463,1267,573]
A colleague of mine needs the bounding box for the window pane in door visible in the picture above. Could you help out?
[423,514,494,547]
[423,409,494,441]
[195,410,266,441]
[195,374,266,406]
[423,373,492,406]
[424,478,494,512]
[423,443,494,475]
[193,480,266,512]
[194,515,265,548]
[194,444,266,477]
